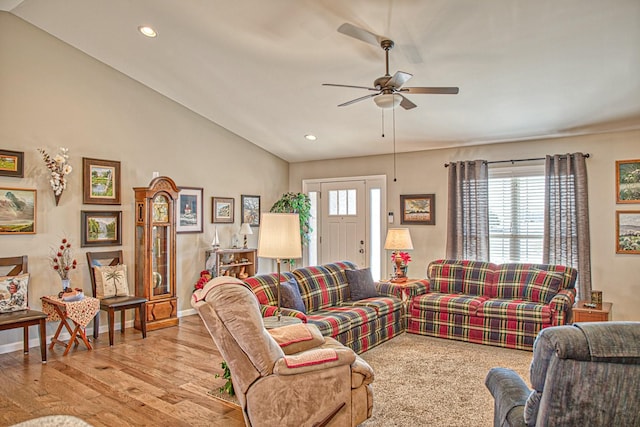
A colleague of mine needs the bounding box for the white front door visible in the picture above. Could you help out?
[320,180,366,266]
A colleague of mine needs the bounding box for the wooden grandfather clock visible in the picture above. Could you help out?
[133,176,179,331]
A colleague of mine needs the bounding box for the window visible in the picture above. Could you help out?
[328,189,356,215]
[488,165,544,263]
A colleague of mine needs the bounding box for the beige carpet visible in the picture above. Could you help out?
[360,333,533,427]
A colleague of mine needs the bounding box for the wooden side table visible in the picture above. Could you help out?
[572,301,612,323]
[263,316,302,329]
[379,278,427,326]
[41,295,100,355]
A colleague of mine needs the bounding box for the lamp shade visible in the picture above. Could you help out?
[257,213,302,259]
[384,228,414,250]
[239,222,253,235]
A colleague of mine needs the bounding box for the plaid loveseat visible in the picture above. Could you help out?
[243,261,410,353]
[407,260,577,351]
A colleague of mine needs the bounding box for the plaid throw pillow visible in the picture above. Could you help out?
[521,268,564,303]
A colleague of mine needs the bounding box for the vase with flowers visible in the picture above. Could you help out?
[38,147,72,206]
[391,251,411,283]
[50,238,78,290]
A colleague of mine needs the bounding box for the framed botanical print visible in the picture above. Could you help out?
[81,210,122,247]
[83,158,121,205]
[0,149,24,178]
[0,188,36,234]
[241,195,261,227]
[616,159,640,203]
[212,197,234,223]
[616,210,640,254]
[400,194,435,225]
[177,187,203,233]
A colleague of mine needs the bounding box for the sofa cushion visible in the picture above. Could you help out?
[461,260,497,296]
[341,297,402,317]
[294,265,343,311]
[280,278,306,313]
[521,268,564,304]
[244,272,296,306]
[478,299,552,323]
[345,268,378,300]
[323,261,357,301]
[428,262,463,294]
[412,293,487,316]
[306,306,377,337]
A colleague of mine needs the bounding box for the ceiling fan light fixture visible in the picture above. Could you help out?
[374,93,402,109]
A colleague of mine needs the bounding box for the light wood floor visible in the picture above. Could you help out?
[0,315,244,427]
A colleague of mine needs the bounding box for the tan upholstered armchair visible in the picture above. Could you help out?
[191,277,374,427]
[485,322,640,427]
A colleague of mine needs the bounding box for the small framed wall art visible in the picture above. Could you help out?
[177,187,203,233]
[0,187,36,234]
[616,159,640,203]
[401,194,435,225]
[241,195,261,227]
[212,197,234,223]
[0,149,24,178]
[83,158,121,205]
[616,210,640,254]
[81,210,122,247]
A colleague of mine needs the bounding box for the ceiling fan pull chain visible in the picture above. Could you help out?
[381,109,385,137]
[393,106,397,182]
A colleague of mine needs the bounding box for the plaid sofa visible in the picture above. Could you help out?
[407,259,577,351]
[243,261,413,353]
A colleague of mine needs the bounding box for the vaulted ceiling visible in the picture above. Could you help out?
[4,0,640,162]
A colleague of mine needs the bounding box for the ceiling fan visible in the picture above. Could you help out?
[323,23,459,110]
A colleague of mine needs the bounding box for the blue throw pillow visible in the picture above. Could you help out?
[279,278,306,313]
[346,268,378,300]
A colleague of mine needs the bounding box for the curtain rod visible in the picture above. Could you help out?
[444,153,590,167]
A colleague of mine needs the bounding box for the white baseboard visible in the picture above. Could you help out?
[0,308,198,355]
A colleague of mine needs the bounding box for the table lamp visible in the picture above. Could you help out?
[257,213,302,321]
[384,228,414,283]
[239,222,253,249]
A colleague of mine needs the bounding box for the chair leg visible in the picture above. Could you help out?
[139,303,147,339]
[93,312,100,340]
[108,308,115,346]
[23,326,29,354]
[121,310,126,334]
[39,318,47,363]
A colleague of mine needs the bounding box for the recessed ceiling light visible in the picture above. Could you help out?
[138,26,157,38]
[304,134,317,141]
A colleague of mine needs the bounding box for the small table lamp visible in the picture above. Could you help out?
[257,213,302,321]
[384,228,414,283]
[239,222,253,249]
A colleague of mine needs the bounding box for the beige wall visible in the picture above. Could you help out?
[289,130,640,321]
[0,13,288,349]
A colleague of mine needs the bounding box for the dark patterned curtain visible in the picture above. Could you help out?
[446,160,489,260]
[543,153,591,300]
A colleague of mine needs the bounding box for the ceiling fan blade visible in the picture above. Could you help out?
[399,95,417,110]
[402,87,459,95]
[337,93,379,107]
[387,71,413,89]
[323,83,378,91]
[337,23,386,47]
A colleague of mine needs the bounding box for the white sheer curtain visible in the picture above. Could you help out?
[446,160,489,260]
[543,153,591,300]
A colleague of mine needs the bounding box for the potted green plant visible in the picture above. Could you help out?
[269,192,312,245]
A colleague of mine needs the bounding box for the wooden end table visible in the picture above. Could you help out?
[41,295,100,355]
[263,316,302,329]
[572,301,612,323]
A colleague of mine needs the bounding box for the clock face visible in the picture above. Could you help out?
[152,195,169,223]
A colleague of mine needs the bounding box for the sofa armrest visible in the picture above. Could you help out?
[273,347,356,376]
[376,279,429,299]
[485,367,530,427]
[260,304,307,322]
[549,289,575,325]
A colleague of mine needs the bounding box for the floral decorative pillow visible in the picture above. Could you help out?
[94,265,129,298]
[0,273,29,312]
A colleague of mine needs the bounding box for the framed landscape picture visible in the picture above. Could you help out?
[616,159,640,203]
[177,187,203,233]
[0,188,36,234]
[616,211,640,254]
[401,194,435,225]
[81,210,122,247]
[212,197,234,223]
[241,195,261,227]
[83,158,121,205]
[0,149,24,178]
